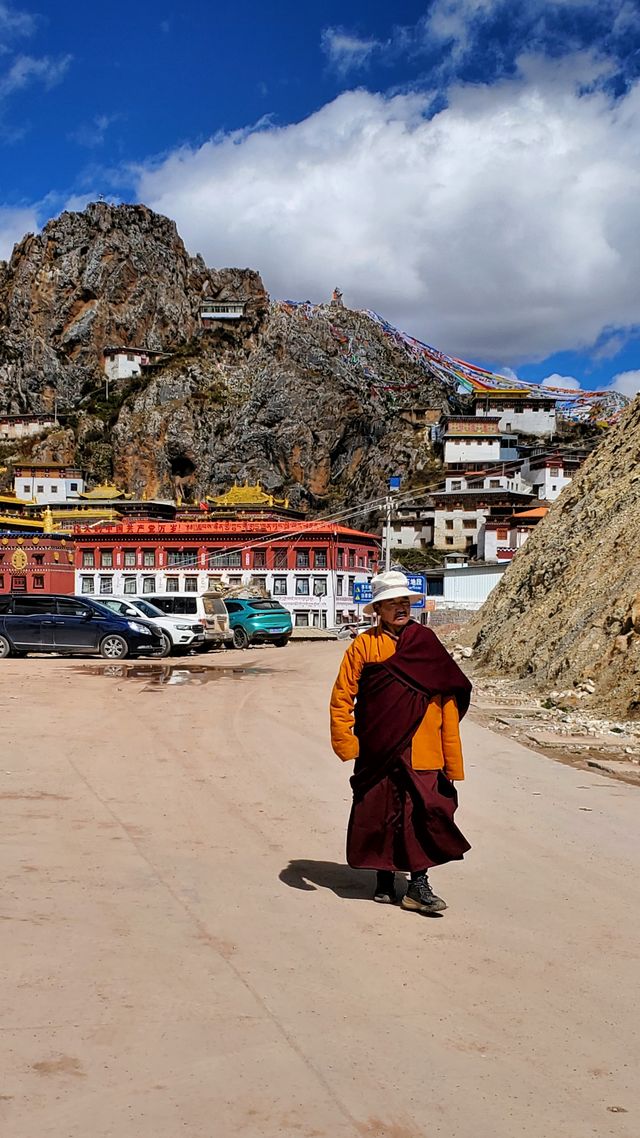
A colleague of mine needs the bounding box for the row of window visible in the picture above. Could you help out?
[0,574,45,589]
[22,482,79,494]
[80,547,372,570]
[79,573,359,598]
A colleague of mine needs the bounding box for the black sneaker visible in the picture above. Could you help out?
[401,873,447,914]
[373,871,397,904]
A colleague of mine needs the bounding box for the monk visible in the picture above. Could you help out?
[330,571,472,914]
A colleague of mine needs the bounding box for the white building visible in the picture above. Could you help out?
[431,488,535,551]
[520,456,572,501]
[13,463,85,504]
[473,394,557,437]
[384,504,433,551]
[200,301,245,322]
[443,416,503,467]
[425,558,507,611]
[103,347,164,382]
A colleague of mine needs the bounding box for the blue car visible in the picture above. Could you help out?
[0,593,164,659]
[224,598,292,649]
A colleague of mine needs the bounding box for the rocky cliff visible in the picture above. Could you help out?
[472,396,640,717]
[0,203,453,510]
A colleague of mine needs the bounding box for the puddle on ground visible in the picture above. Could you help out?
[75,663,275,686]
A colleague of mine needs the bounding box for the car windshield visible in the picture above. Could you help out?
[203,596,225,615]
[249,601,285,611]
[85,599,123,617]
[132,599,165,618]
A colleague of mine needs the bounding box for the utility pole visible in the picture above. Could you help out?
[384,476,402,571]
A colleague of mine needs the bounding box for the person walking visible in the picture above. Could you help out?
[330,571,472,914]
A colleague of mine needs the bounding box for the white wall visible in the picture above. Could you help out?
[475,404,557,436]
[104,353,143,381]
[444,437,501,464]
[15,474,85,503]
[74,567,366,628]
[441,564,506,609]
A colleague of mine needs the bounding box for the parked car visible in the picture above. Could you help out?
[0,594,164,659]
[223,598,293,649]
[146,592,231,648]
[99,597,206,657]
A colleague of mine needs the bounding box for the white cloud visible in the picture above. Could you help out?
[0,203,37,259]
[540,373,581,390]
[0,52,71,98]
[321,27,379,74]
[134,61,640,363]
[0,3,36,42]
[609,369,640,396]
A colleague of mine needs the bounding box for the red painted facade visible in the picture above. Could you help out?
[0,533,76,594]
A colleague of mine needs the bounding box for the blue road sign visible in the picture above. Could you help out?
[353,583,373,604]
[406,573,426,609]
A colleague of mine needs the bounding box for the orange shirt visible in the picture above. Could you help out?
[329,625,465,780]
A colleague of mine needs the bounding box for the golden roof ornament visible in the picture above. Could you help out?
[42,506,54,533]
[208,481,288,508]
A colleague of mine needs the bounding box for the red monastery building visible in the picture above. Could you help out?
[0,530,76,596]
[72,518,380,628]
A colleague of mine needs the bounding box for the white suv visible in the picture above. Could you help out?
[100,597,206,657]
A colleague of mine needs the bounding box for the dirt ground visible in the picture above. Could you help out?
[1,642,639,1138]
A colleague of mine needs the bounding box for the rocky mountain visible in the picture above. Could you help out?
[0,202,456,511]
[472,395,640,717]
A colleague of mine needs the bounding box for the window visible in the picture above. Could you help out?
[357,557,365,568]
[336,575,343,596]
[253,550,266,568]
[142,549,155,567]
[296,549,309,568]
[463,520,476,530]
[348,576,355,595]
[313,549,327,568]
[51,485,58,493]
[551,484,557,492]
[36,484,44,493]
[0,575,3,590]
[124,577,137,594]
[70,482,78,491]
[225,601,241,613]
[489,479,501,488]
[33,553,44,565]
[229,576,242,585]
[273,549,287,569]
[294,612,310,627]
[81,576,94,594]
[124,550,136,567]
[295,577,310,595]
[207,576,220,590]
[445,520,454,530]
[272,577,287,596]
[445,537,454,546]
[100,550,113,568]
[184,577,198,592]
[426,577,444,596]
[451,480,462,490]
[127,353,135,361]
[252,576,267,591]
[167,549,197,567]
[166,576,179,592]
[57,598,91,617]
[82,550,95,567]
[142,576,156,593]
[22,484,30,493]
[211,551,241,568]
[337,550,344,568]
[12,597,56,615]
[348,552,355,568]
[99,576,113,594]
[33,575,44,589]
[549,467,560,477]
[313,577,327,597]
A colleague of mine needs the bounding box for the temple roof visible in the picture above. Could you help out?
[80,482,130,500]
[208,481,289,509]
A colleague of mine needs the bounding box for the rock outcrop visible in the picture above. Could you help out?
[472,396,640,717]
[0,203,453,510]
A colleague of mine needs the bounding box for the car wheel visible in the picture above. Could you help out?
[157,633,172,658]
[0,634,12,659]
[274,637,290,647]
[232,626,250,650]
[99,634,129,660]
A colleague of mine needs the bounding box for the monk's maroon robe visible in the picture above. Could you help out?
[347,621,472,872]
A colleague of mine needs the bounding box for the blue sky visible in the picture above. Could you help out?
[1,0,639,394]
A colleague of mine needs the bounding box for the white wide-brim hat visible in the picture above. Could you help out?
[363,570,424,615]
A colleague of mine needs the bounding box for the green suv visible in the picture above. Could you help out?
[224,598,292,649]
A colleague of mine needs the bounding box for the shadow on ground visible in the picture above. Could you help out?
[279,859,404,901]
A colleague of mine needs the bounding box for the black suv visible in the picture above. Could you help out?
[0,594,164,659]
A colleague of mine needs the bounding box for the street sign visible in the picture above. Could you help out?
[406,573,426,609]
[353,583,373,604]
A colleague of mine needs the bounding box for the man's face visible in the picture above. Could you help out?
[377,596,411,631]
